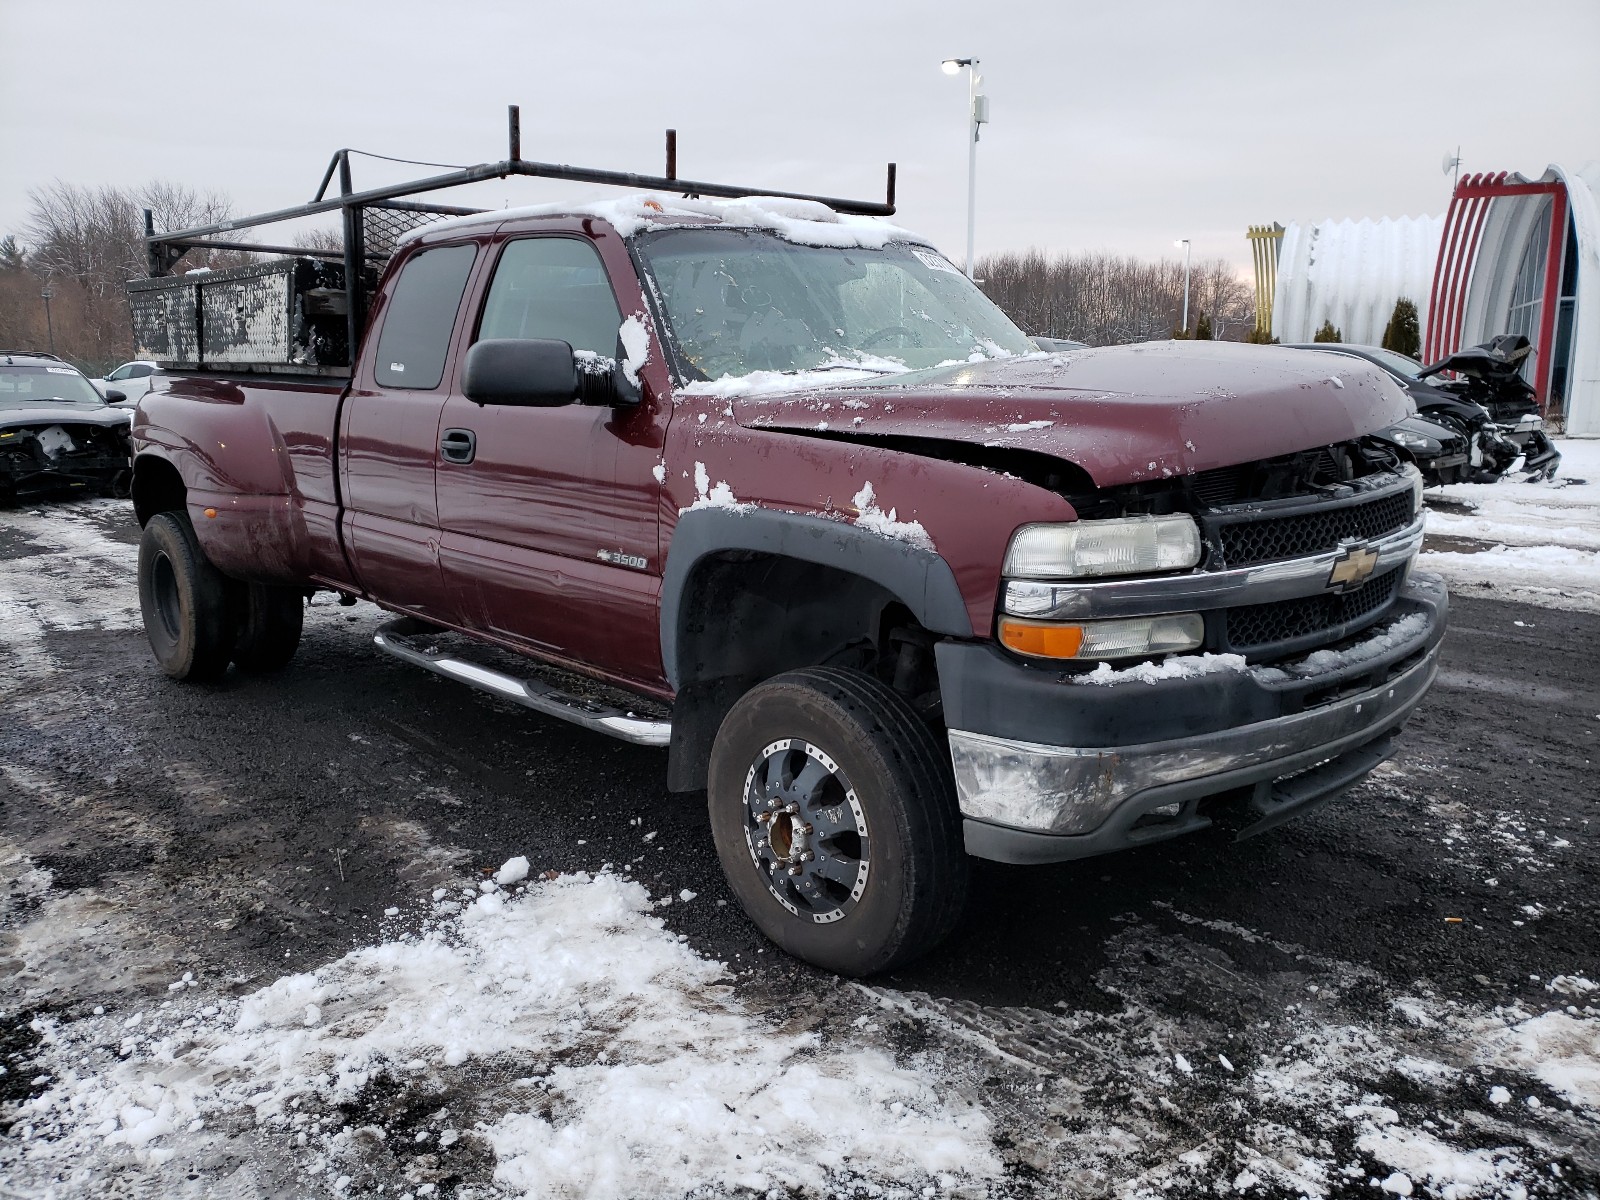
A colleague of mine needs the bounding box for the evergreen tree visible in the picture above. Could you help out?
[0,235,24,271]
[1194,312,1213,340]
[1381,298,1421,359]
[1245,325,1279,345]
[1313,318,1342,343]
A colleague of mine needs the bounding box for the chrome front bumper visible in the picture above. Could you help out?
[946,580,1446,863]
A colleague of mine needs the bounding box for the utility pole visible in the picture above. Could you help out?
[942,57,988,277]
[41,285,55,354]
[1174,240,1191,335]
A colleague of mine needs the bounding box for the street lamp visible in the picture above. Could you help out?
[40,285,55,354]
[1174,240,1191,335]
[941,57,989,277]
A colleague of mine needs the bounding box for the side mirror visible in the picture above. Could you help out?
[462,339,579,408]
[105,389,128,403]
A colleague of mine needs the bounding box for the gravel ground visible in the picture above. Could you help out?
[1,498,1596,1199]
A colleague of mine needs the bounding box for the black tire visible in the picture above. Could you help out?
[707,667,968,976]
[137,511,233,682]
[231,583,304,674]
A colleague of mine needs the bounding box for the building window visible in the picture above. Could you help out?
[1503,202,1551,378]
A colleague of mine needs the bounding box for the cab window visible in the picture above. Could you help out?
[374,244,478,389]
[477,237,623,358]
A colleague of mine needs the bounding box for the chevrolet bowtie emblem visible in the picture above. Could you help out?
[1327,543,1379,591]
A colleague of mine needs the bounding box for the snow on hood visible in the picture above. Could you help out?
[0,404,131,431]
[402,194,924,250]
[729,341,1413,488]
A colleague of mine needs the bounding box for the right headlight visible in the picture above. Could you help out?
[1003,514,1201,580]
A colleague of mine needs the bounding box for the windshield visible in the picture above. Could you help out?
[634,228,1035,381]
[0,364,106,409]
[1362,348,1425,380]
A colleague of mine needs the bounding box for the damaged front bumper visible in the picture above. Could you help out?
[938,572,1448,864]
[0,426,132,500]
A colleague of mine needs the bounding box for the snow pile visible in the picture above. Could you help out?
[1074,651,1249,686]
[0,500,141,677]
[850,481,934,551]
[1421,438,1600,612]
[11,869,998,1197]
[680,461,752,514]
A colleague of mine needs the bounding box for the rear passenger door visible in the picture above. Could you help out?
[340,241,480,619]
[435,233,665,685]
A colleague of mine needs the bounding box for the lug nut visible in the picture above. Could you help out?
[800,851,815,862]
[796,823,813,836]
[784,803,800,814]
[787,865,803,876]
[767,798,779,809]
[756,811,771,824]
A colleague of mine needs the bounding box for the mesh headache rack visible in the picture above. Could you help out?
[132,106,898,375]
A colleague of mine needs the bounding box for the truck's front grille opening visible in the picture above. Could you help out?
[1222,567,1403,652]
[1217,489,1414,568]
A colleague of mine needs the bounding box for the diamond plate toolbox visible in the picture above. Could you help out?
[128,258,353,370]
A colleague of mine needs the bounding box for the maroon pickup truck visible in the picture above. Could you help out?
[127,147,1445,975]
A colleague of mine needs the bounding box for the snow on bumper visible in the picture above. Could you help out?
[945,573,1447,863]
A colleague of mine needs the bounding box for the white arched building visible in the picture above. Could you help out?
[1268,162,1600,436]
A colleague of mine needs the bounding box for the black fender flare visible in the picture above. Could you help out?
[659,506,973,691]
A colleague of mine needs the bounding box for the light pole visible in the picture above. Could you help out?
[1174,240,1191,335]
[942,57,988,277]
[40,285,55,354]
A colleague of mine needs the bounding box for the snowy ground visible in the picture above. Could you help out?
[1,499,1597,1199]
[1421,439,1600,613]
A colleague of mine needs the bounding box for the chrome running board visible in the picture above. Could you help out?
[373,620,672,747]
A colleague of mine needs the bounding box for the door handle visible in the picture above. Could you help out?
[440,428,477,465]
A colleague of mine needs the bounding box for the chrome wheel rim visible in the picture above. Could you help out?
[742,739,869,924]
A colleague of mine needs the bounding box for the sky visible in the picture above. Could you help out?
[2,0,1597,275]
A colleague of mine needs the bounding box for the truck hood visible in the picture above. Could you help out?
[0,404,132,432]
[727,341,1411,488]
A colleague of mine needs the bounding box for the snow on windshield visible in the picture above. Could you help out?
[635,228,1035,383]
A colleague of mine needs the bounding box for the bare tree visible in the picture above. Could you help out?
[978,249,1253,346]
[4,181,240,371]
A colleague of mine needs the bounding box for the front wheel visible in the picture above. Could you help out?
[707,667,968,976]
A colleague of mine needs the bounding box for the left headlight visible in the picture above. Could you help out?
[1003,514,1201,580]
[1390,429,1438,451]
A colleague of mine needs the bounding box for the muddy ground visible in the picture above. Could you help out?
[1,499,1596,1198]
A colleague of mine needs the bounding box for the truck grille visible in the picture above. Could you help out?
[1222,567,1403,652]
[1218,489,1414,568]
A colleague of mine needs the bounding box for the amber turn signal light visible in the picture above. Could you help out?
[998,618,1085,659]
[203,507,218,518]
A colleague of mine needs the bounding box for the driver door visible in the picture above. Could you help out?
[435,233,665,687]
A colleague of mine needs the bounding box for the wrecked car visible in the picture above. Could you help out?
[0,352,133,502]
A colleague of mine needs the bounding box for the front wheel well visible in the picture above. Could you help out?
[665,551,944,792]
[131,455,187,527]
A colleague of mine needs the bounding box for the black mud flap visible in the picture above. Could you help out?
[1235,734,1397,842]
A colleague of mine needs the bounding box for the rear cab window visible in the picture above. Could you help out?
[374,244,479,389]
